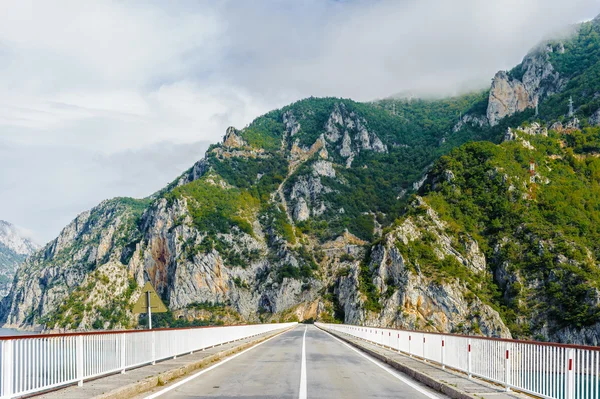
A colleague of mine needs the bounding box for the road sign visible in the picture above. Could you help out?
[133,282,167,330]
[133,282,168,313]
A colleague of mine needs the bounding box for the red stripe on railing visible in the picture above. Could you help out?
[0,322,266,340]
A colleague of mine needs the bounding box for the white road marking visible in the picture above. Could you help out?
[143,328,292,399]
[319,328,443,399]
[299,326,308,399]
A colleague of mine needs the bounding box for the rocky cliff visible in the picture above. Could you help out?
[486,45,564,127]
[0,221,39,298]
[332,198,510,337]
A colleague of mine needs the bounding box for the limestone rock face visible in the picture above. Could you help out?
[324,103,387,168]
[312,160,336,178]
[293,198,310,222]
[283,111,301,137]
[520,122,548,137]
[333,198,511,337]
[223,127,246,148]
[487,72,532,127]
[288,173,331,222]
[487,48,564,126]
[504,122,549,144]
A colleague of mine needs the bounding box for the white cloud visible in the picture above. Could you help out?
[0,139,211,243]
[0,0,598,242]
[220,0,599,99]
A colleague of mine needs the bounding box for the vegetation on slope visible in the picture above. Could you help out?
[238,96,512,242]
[166,174,259,236]
[541,19,600,123]
[420,126,600,337]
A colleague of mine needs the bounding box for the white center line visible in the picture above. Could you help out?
[299,325,308,399]
[319,328,443,399]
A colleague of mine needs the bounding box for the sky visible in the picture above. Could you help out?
[0,0,599,244]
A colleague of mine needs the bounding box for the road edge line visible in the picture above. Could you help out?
[316,325,479,399]
[141,327,294,399]
[317,327,442,399]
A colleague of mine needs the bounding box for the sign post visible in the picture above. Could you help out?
[147,290,152,329]
[133,282,168,329]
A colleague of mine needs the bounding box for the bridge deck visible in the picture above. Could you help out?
[141,324,443,399]
[31,325,531,399]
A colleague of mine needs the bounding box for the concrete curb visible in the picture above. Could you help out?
[95,327,294,399]
[319,327,480,399]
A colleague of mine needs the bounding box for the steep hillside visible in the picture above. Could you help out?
[347,124,600,343]
[2,16,600,344]
[0,221,39,298]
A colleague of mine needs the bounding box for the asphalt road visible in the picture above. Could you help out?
[148,325,445,399]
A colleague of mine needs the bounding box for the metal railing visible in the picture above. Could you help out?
[0,323,295,399]
[316,322,600,399]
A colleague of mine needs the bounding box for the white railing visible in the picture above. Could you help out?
[316,322,600,399]
[0,322,295,399]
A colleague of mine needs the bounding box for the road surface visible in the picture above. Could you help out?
[146,325,446,399]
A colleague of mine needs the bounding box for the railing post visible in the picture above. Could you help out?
[76,335,84,387]
[2,340,14,398]
[120,334,126,374]
[505,342,511,392]
[467,339,472,378]
[566,348,575,399]
[441,337,445,369]
[409,335,412,357]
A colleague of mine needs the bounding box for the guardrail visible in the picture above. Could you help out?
[0,322,296,399]
[316,322,600,399]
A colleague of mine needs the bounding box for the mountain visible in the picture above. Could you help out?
[0,221,39,297]
[2,17,600,343]
[0,94,503,331]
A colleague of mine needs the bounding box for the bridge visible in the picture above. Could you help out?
[0,322,598,399]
